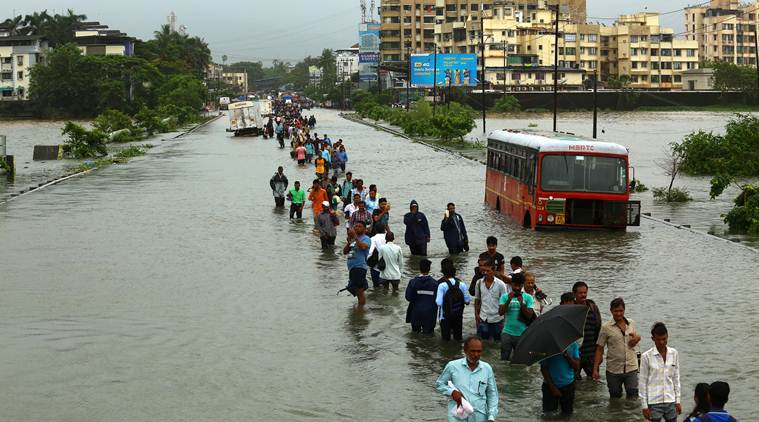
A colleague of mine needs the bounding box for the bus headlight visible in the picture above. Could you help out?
[538,214,544,223]
[547,214,555,223]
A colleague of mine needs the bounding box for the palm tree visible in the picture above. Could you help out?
[45,9,87,47]
[22,11,51,36]
[1,15,25,36]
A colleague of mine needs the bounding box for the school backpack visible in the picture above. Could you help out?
[442,280,465,319]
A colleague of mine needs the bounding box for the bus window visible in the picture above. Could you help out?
[540,155,627,193]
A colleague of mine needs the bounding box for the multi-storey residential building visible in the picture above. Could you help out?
[379,0,438,62]
[75,22,135,56]
[559,13,700,90]
[379,0,586,63]
[223,72,248,94]
[0,35,49,100]
[685,0,758,66]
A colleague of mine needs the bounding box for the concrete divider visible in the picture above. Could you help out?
[33,145,63,161]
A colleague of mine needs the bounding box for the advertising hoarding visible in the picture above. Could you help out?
[358,23,380,82]
[410,53,478,87]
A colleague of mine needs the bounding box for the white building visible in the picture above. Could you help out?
[335,44,359,82]
[0,35,49,100]
[222,72,248,93]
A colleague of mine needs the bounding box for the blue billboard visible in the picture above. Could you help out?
[359,23,380,82]
[410,53,478,87]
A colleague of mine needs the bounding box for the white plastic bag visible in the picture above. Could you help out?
[448,381,474,420]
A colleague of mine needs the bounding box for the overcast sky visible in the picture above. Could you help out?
[10,0,697,64]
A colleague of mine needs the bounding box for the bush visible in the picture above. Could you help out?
[491,95,521,113]
[61,122,108,158]
[652,187,691,202]
[114,146,146,161]
[157,104,197,125]
[723,184,759,234]
[631,179,649,193]
[135,106,171,135]
[93,109,135,133]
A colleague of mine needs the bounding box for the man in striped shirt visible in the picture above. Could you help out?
[639,322,681,422]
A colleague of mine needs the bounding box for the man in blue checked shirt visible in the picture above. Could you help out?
[436,336,499,422]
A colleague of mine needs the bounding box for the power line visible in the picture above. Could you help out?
[586,1,713,21]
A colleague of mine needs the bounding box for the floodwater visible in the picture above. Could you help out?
[1,110,757,421]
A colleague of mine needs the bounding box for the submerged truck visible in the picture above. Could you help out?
[226,99,273,136]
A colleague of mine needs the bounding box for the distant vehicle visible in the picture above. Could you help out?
[485,130,641,230]
[219,97,231,110]
[227,101,267,136]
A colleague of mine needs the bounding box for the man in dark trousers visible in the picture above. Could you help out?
[403,200,431,256]
[270,166,288,208]
[440,202,469,255]
[574,281,602,379]
[435,258,471,341]
[404,259,438,335]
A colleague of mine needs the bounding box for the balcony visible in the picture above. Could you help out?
[1,63,13,72]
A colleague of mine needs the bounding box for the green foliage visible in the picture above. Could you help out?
[703,60,758,99]
[652,187,692,202]
[114,146,146,160]
[29,44,164,117]
[677,114,759,233]
[723,184,759,234]
[156,103,198,125]
[356,92,475,141]
[3,9,86,46]
[93,109,135,133]
[135,25,211,79]
[134,106,171,135]
[677,114,759,181]
[61,122,108,158]
[632,179,649,192]
[157,74,206,111]
[491,95,521,113]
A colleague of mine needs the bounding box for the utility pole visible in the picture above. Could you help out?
[377,61,381,94]
[433,46,438,114]
[502,40,507,94]
[754,29,759,102]
[481,14,486,134]
[593,70,598,139]
[553,5,559,132]
[406,46,411,110]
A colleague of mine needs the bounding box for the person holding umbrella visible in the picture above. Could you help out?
[540,293,581,415]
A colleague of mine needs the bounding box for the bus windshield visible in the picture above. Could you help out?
[540,154,627,194]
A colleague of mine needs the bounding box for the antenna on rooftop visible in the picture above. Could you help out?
[360,0,367,24]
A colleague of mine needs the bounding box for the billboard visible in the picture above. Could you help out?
[410,53,478,87]
[358,23,380,82]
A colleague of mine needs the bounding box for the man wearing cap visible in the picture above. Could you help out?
[403,200,431,256]
[316,201,339,249]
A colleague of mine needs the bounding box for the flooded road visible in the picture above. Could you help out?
[1,109,757,421]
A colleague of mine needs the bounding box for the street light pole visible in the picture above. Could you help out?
[553,5,559,132]
[503,40,507,94]
[433,45,438,115]
[407,45,411,111]
[481,14,486,134]
[593,70,598,139]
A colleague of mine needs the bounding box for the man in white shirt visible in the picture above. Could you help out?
[378,232,403,292]
[367,228,387,289]
[639,322,681,422]
[474,258,509,342]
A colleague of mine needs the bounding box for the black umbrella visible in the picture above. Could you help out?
[510,304,589,366]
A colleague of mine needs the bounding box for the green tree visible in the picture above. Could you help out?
[21,11,51,35]
[61,122,108,158]
[703,59,758,99]
[157,74,206,110]
[1,15,25,36]
[135,25,211,79]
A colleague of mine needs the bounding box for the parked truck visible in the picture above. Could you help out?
[219,97,231,111]
[226,100,271,136]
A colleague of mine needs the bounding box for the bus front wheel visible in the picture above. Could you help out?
[523,212,531,228]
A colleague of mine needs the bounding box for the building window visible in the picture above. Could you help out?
[16,56,23,66]
[564,33,576,42]
[17,71,23,80]
[630,35,639,43]
[632,61,638,69]
[1,72,12,80]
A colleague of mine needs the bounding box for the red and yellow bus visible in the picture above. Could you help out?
[485,130,641,229]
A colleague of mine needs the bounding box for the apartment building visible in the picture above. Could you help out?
[223,72,248,94]
[0,35,49,100]
[75,22,135,56]
[379,0,585,62]
[685,0,758,66]
[559,13,700,90]
[336,44,360,81]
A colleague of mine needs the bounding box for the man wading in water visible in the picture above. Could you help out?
[343,221,370,306]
